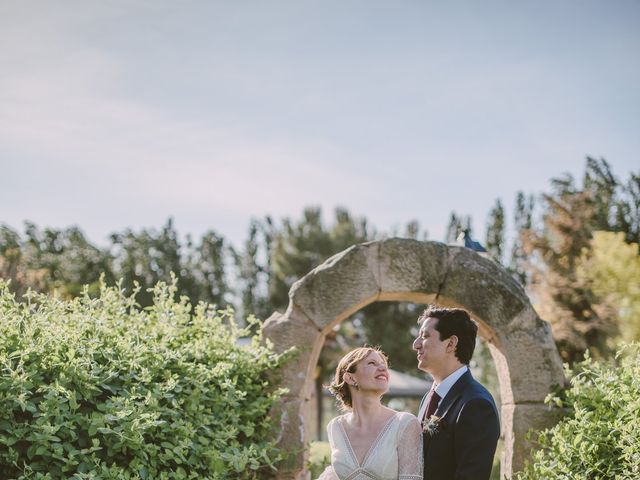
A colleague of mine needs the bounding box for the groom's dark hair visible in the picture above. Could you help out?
[418,306,478,364]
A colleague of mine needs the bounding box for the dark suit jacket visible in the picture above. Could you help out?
[418,370,500,480]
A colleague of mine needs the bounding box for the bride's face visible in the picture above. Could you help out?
[352,351,389,394]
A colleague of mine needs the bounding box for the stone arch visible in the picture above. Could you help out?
[263,239,565,479]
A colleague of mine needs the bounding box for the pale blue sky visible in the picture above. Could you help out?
[2,1,638,247]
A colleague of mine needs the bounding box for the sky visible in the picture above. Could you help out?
[2,0,639,248]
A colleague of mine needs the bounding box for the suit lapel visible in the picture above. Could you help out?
[418,391,429,423]
[424,370,473,455]
[434,369,472,418]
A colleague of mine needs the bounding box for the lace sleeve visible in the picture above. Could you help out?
[316,464,339,480]
[397,415,423,480]
[315,419,339,480]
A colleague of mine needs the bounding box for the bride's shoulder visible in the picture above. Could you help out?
[327,414,349,430]
[391,410,420,426]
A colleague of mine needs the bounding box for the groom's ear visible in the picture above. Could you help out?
[446,335,458,353]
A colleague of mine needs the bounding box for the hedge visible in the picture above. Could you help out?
[516,343,640,480]
[0,279,290,479]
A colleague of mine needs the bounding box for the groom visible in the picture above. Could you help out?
[413,305,500,480]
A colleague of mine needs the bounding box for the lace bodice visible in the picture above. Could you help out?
[317,411,423,480]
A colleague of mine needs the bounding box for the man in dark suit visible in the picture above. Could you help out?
[413,306,500,480]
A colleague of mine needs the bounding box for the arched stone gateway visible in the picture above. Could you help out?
[263,239,565,479]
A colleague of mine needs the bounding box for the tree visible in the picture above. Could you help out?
[485,199,505,263]
[509,192,534,286]
[234,218,272,322]
[445,212,471,243]
[110,219,184,307]
[617,172,640,245]
[0,223,113,299]
[576,231,640,344]
[0,224,36,296]
[522,158,637,363]
[184,230,231,309]
[524,176,614,363]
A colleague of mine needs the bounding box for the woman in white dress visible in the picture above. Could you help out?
[317,347,423,480]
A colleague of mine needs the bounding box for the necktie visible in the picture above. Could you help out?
[424,390,441,421]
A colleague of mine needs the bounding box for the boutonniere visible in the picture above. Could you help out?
[423,415,447,436]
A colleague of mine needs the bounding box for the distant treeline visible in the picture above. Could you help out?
[1,157,639,368]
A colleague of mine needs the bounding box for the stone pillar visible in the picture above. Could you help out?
[501,403,567,478]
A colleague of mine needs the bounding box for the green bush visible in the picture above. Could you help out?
[307,441,330,479]
[0,279,290,479]
[516,343,640,480]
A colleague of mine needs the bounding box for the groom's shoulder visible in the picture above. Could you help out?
[462,374,496,403]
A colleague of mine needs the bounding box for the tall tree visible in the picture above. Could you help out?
[509,192,535,286]
[110,219,184,307]
[0,225,26,294]
[617,172,640,245]
[576,231,640,344]
[234,219,272,322]
[0,223,113,298]
[445,212,472,243]
[522,159,637,362]
[184,230,231,309]
[485,199,505,263]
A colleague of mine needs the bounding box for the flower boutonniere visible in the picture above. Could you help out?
[423,415,447,436]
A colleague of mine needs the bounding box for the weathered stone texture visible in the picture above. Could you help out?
[288,242,381,331]
[263,308,323,400]
[494,317,565,404]
[438,247,530,329]
[269,398,313,480]
[377,238,449,296]
[501,403,567,478]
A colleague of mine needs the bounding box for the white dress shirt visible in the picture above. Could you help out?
[419,365,469,421]
[434,365,468,400]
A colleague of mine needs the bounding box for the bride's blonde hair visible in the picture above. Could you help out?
[328,346,388,411]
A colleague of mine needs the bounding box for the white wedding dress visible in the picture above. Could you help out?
[317,411,423,480]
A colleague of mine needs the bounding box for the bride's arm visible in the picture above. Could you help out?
[315,418,339,480]
[316,465,339,480]
[397,415,423,480]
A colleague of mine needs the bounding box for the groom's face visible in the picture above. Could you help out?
[413,317,449,373]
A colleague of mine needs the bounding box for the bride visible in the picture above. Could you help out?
[317,347,423,480]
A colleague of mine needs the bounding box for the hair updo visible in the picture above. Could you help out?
[328,346,388,411]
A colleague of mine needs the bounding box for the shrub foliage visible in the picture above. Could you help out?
[0,279,289,479]
[516,343,640,480]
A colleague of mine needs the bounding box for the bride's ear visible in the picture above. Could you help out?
[343,373,355,386]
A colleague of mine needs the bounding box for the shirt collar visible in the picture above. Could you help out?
[434,365,468,399]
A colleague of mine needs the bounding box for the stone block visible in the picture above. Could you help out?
[494,327,565,404]
[377,238,449,297]
[501,403,567,478]
[438,246,530,329]
[263,308,323,400]
[288,242,381,331]
[270,398,313,479]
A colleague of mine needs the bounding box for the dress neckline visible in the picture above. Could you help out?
[337,412,398,468]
